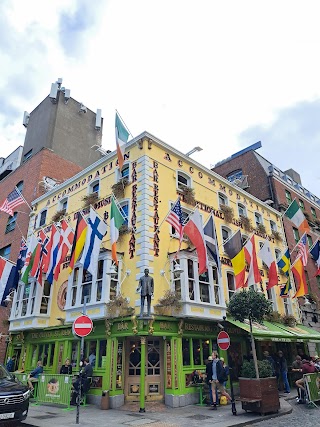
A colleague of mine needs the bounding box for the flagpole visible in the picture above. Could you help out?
[111,194,128,221]
[115,109,134,139]
[14,186,32,211]
[289,232,307,256]
[217,228,240,249]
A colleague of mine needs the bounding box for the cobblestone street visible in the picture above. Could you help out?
[252,400,319,427]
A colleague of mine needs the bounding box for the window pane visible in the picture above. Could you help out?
[121,165,129,178]
[39,210,47,226]
[182,339,190,365]
[202,339,210,362]
[193,339,201,365]
[98,340,107,368]
[0,245,11,259]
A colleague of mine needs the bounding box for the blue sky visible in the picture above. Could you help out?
[1,0,320,195]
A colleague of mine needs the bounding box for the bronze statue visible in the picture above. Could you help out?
[137,268,154,317]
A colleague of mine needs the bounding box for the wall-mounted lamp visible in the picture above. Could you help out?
[106,263,118,277]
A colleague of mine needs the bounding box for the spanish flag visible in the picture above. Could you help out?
[291,257,308,298]
[68,212,87,274]
[223,230,246,289]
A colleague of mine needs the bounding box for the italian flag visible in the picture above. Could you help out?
[285,200,310,233]
[21,234,38,284]
[115,112,129,171]
[110,199,125,265]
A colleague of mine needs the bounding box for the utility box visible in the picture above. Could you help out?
[101,390,109,410]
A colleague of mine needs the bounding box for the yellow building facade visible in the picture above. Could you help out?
[8,132,315,408]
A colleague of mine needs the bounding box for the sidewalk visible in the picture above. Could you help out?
[24,395,293,427]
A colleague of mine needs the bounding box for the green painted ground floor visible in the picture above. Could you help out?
[7,316,320,408]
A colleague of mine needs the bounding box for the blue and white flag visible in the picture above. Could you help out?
[203,213,221,272]
[46,224,61,285]
[80,207,107,275]
[0,257,16,306]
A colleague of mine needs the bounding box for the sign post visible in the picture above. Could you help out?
[218,324,236,416]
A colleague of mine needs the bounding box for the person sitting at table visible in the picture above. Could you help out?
[27,360,43,392]
[60,358,72,375]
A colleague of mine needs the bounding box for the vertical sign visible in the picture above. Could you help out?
[174,340,178,389]
[166,341,172,388]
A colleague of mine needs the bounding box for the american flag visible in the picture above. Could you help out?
[297,233,308,266]
[166,199,184,240]
[0,188,25,216]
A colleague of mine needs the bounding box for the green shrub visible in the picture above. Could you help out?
[241,360,273,379]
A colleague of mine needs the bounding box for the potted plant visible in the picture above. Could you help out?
[264,310,282,323]
[154,290,182,316]
[82,193,99,208]
[181,186,195,205]
[111,177,130,199]
[271,230,282,242]
[106,293,134,318]
[240,215,253,232]
[228,289,279,415]
[220,204,234,223]
[256,223,266,234]
[281,314,297,327]
[51,209,66,223]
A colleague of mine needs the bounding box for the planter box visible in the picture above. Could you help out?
[239,377,280,415]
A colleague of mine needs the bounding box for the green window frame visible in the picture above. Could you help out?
[293,227,300,243]
[285,190,292,205]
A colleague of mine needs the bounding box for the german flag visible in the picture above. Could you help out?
[68,212,87,274]
[223,230,246,289]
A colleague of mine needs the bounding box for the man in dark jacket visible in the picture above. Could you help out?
[71,358,93,405]
[275,351,290,393]
[210,351,231,409]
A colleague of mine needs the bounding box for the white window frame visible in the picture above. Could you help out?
[116,162,131,182]
[238,203,246,217]
[58,197,68,212]
[38,209,48,228]
[254,212,263,227]
[266,282,277,311]
[270,220,277,232]
[176,170,192,191]
[221,226,232,251]
[169,201,192,238]
[89,179,100,196]
[218,192,228,208]
[226,271,235,301]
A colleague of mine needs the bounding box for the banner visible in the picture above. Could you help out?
[304,372,320,404]
[37,374,73,407]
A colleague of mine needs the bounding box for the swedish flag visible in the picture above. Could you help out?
[277,249,291,276]
[280,277,292,298]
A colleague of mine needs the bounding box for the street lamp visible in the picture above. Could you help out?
[185,146,203,157]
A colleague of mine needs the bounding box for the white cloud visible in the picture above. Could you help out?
[1,0,320,196]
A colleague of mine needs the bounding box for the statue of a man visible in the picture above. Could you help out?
[137,268,154,317]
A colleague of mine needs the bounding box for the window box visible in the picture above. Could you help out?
[220,204,234,223]
[111,177,130,199]
[81,193,99,208]
[271,230,282,242]
[256,223,266,234]
[181,186,195,205]
[51,209,66,223]
[106,294,134,318]
[240,215,252,232]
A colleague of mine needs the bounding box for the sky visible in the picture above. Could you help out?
[1,0,320,196]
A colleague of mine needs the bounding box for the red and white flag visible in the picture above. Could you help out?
[244,235,261,287]
[54,220,74,281]
[258,240,278,290]
[183,209,208,274]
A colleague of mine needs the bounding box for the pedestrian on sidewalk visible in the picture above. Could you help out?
[210,351,231,410]
[275,351,290,393]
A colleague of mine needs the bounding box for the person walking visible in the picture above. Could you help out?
[275,351,290,393]
[291,355,303,401]
[219,357,229,388]
[210,351,231,410]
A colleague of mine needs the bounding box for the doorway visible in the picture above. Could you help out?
[125,338,164,402]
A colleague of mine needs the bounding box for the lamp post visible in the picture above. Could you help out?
[222,316,237,416]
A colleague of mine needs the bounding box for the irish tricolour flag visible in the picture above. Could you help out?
[115,112,129,171]
[110,199,126,265]
[284,200,310,234]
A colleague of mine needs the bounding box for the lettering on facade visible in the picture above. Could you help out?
[174,340,178,389]
[46,154,130,206]
[131,161,137,183]
[30,329,71,339]
[159,322,174,331]
[184,323,214,333]
[129,184,137,258]
[153,161,160,256]
[166,342,172,388]
[117,322,129,331]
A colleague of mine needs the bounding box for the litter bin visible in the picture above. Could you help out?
[101,390,109,410]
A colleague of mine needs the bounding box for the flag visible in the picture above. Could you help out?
[21,234,38,284]
[296,233,308,266]
[244,235,262,287]
[68,213,87,274]
[10,239,27,290]
[80,207,107,275]
[257,240,278,289]
[0,188,25,216]
[54,220,74,281]
[203,214,220,272]
[46,224,61,284]
[284,200,310,234]
[30,230,50,285]
[280,277,292,298]
[277,249,291,276]
[183,209,208,274]
[115,112,129,171]
[166,199,184,242]
[291,257,308,298]
[0,257,16,306]
[110,199,125,265]
[310,240,320,276]
[223,230,246,289]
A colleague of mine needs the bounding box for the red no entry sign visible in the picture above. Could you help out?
[217,330,230,351]
[73,315,93,337]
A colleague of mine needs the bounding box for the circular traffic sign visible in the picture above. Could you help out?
[217,330,230,351]
[73,315,93,337]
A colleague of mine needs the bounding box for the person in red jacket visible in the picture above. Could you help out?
[295,359,316,396]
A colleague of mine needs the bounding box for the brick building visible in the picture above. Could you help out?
[0,78,103,364]
[213,142,320,350]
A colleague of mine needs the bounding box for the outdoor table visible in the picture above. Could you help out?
[193,382,207,406]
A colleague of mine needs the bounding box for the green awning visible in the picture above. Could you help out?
[275,323,320,343]
[227,319,295,341]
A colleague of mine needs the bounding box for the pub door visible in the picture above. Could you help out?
[125,338,164,402]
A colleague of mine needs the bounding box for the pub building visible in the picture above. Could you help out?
[6,132,320,407]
